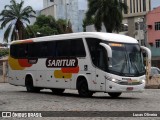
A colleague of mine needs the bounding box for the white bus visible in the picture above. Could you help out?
[8,32,151,98]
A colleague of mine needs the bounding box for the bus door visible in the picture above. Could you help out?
[95,46,107,91]
[86,38,107,91]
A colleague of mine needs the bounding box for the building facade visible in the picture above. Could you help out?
[146,6,160,67]
[120,0,151,46]
[41,0,87,32]
[86,0,151,46]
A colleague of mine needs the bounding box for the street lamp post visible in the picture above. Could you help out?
[137,17,147,47]
[65,2,69,20]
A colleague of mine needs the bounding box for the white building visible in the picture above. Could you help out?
[41,0,87,32]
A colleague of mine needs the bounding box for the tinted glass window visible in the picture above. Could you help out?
[28,42,56,58]
[86,38,108,71]
[70,39,86,57]
[18,44,28,58]
[10,39,86,58]
[28,43,41,58]
[10,45,18,58]
[47,41,56,57]
[56,40,70,57]
[10,44,28,58]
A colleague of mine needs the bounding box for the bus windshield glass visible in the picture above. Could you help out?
[107,43,145,77]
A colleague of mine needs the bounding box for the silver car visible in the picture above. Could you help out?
[150,67,160,79]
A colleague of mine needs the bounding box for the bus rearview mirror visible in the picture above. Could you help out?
[99,43,112,68]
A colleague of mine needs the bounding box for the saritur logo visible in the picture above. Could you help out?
[46,57,78,68]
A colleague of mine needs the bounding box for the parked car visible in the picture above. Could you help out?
[150,67,160,79]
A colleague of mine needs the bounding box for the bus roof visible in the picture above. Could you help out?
[11,32,138,44]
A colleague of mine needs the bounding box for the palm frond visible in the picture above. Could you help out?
[3,23,13,42]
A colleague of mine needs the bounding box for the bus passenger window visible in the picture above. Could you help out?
[56,40,70,57]
[10,45,18,58]
[70,39,86,57]
[28,43,40,58]
[47,41,56,57]
[18,44,28,58]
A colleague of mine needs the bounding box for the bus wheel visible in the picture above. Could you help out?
[78,80,93,97]
[51,88,65,95]
[108,92,122,98]
[25,76,40,93]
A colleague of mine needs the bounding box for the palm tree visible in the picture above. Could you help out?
[86,0,128,33]
[0,0,36,42]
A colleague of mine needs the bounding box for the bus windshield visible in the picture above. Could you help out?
[108,43,145,77]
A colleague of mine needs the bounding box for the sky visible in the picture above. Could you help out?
[0,0,160,42]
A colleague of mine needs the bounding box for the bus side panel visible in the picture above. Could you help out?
[8,69,25,86]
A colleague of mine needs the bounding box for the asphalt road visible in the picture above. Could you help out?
[0,83,160,120]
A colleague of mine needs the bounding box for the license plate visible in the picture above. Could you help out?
[126,87,133,91]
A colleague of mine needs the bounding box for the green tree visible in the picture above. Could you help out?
[0,0,36,42]
[56,19,68,34]
[83,17,95,32]
[86,0,128,33]
[27,15,73,38]
[27,15,59,37]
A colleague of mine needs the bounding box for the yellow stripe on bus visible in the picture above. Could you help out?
[54,70,72,79]
[8,57,25,70]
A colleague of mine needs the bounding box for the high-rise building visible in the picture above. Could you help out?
[41,0,87,32]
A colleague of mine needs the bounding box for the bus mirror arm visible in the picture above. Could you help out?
[140,46,151,61]
[99,43,112,67]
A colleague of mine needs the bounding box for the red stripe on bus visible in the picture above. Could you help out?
[61,66,79,73]
[18,59,32,67]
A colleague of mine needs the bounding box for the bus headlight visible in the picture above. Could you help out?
[139,76,146,84]
[141,79,145,84]
[111,78,120,83]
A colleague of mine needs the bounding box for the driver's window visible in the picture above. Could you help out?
[86,38,108,71]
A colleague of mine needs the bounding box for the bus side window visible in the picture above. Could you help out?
[47,41,56,57]
[56,40,70,57]
[28,43,40,58]
[10,45,18,58]
[70,39,86,57]
[40,42,48,57]
[18,44,28,58]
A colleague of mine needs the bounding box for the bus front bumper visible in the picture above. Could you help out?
[106,81,145,93]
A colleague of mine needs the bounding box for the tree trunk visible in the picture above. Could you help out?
[18,29,23,40]
[104,23,112,33]
[16,20,23,40]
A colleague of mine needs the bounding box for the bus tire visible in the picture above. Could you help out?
[25,76,40,93]
[51,88,65,95]
[77,79,93,97]
[108,92,122,98]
